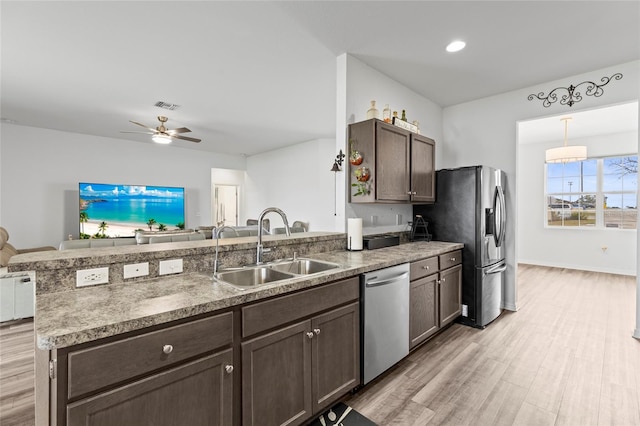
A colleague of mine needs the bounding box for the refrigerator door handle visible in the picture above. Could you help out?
[493,185,506,248]
[484,262,507,276]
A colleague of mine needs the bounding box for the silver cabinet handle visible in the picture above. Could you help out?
[442,278,446,283]
[162,344,173,354]
[225,365,234,374]
[422,265,430,270]
[450,257,456,261]
[306,332,314,339]
[313,328,321,335]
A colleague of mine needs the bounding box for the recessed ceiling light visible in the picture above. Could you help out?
[446,40,466,53]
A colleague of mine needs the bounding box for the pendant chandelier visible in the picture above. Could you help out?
[545,117,587,163]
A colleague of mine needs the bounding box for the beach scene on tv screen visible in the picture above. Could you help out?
[79,183,185,238]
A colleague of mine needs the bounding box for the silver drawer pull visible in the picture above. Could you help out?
[422,265,430,270]
[313,328,321,335]
[442,278,446,282]
[162,344,173,354]
[450,257,456,261]
[306,332,314,339]
[225,365,234,374]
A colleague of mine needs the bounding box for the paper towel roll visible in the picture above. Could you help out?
[347,218,363,251]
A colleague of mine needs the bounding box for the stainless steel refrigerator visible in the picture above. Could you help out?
[414,165,507,328]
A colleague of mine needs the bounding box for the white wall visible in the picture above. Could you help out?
[0,124,245,248]
[518,131,637,275]
[443,60,639,311]
[244,139,336,231]
[337,54,444,234]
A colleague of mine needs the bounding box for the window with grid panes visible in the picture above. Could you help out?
[545,155,637,229]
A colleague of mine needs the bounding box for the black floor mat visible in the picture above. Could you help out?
[308,402,378,426]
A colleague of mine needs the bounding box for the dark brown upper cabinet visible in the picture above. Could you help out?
[348,119,435,204]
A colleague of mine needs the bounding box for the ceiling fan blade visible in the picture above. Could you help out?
[129,120,156,132]
[120,131,155,135]
[167,127,191,135]
[173,135,201,143]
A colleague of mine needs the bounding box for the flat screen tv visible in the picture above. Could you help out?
[79,182,185,238]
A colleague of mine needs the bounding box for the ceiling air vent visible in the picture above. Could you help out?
[154,101,180,111]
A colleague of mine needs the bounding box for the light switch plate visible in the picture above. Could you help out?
[77,267,109,287]
[124,262,149,279]
[159,259,183,275]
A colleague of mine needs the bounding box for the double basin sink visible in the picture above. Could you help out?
[215,258,341,290]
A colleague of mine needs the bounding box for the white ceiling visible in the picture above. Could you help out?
[2,1,639,156]
[519,101,639,145]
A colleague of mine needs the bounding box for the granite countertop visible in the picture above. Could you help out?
[35,241,462,350]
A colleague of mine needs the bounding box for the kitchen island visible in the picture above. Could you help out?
[9,234,462,425]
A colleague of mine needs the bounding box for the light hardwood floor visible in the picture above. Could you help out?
[0,265,638,426]
[347,264,640,425]
[0,318,34,426]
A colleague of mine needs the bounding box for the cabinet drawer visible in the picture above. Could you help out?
[67,350,234,426]
[439,250,462,270]
[410,257,438,280]
[68,312,233,399]
[242,277,359,338]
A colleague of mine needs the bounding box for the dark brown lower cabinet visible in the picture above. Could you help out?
[409,274,439,347]
[439,265,462,326]
[67,349,233,426]
[242,302,360,426]
[409,252,462,350]
[311,303,360,413]
[241,321,312,426]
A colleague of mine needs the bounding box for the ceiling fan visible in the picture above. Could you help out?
[121,116,201,144]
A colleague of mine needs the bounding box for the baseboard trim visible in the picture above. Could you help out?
[517,259,636,277]
[502,303,518,312]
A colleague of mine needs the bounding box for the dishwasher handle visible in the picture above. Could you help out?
[365,272,409,288]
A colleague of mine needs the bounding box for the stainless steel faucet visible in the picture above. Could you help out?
[213,226,239,275]
[256,207,290,264]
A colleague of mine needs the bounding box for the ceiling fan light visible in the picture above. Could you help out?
[545,145,587,163]
[152,134,172,144]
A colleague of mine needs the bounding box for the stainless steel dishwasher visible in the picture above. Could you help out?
[361,263,410,384]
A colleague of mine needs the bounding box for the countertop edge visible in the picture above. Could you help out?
[35,241,463,350]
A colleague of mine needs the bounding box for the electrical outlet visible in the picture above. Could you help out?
[76,267,109,287]
[462,304,468,317]
[159,259,183,275]
[124,262,149,279]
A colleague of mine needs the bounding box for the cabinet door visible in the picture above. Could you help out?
[410,274,439,349]
[410,135,435,203]
[376,122,411,201]
[67,349,233,426]
[440,265,462,326]
[311,302,360,414]
[242,321,312,426]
